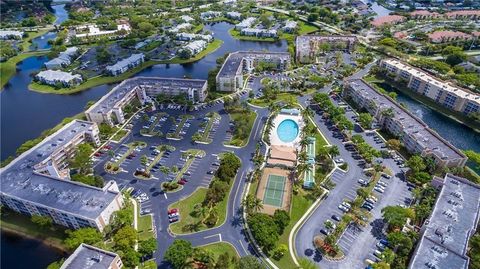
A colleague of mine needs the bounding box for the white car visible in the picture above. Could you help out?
[338,204,349,212]
[378,181,387,187]
[374,187,385,193]
[358,179,368,186]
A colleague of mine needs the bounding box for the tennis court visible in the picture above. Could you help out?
[263,174,286,207]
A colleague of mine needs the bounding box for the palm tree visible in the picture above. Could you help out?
[329,145,340,159]
[297,257,318,269]
[242,194,263,214]
[298,151,308,164]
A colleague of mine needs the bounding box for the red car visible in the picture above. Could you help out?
[168,208,178,215]
[94,152,102,157]
[178,180,186,185]
[103,145,112,150]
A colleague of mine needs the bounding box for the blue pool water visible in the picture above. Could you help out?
[277,119,299,143]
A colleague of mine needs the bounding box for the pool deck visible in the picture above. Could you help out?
[270,113,304,148]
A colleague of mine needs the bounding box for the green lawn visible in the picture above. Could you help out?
[193,24,205,33]
[270,189,316,269]
[112,129,128,141]
[169,175,232,234]
[139,260,157,269]
[195,112,220,143]
[0,51,48,89]
[196,242,239,269]
[225,110,256,147]
[0,210,68,250]
[249,92,303,107]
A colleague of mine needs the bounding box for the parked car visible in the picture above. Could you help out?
[332,215,341,221]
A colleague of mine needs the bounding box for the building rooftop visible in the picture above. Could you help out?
[217,51,291,78]
[295,35,357,50]
[347,79,466,162]
[36,70,82,82]
[86,77,207,115]
[371,15,406,27]
[236,17,256,28]
[106,53,144,72]
[0,30,23,37]
[0,120,119,219]
[382,59,480,104]
[61,244,119,269]
[409,174,480,269]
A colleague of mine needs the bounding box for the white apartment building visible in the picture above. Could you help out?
[200,11,222,20]
[85,77,207,126]
[169,23,192,33]
[226,11,242,20]
[0,120,124,231]
[180,15,194,23]
[36,70,83,87]
[45,47,79,70]
[106,53,145,76]
[295,35,358,63]
[183,40,207,55]
[379,59,480,115]
[235,17,256,30]
[216,51,291,92]
[283,20,298,33]
[0,30,23,39]
[240,28,277,38]
[344,79,467,168]
[73,23,130,39]
[176,32,213,42]
[61,244,123,269]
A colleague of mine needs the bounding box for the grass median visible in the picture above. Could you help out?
[196,242,239,269]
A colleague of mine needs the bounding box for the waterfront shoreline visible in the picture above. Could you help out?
[1,227,68,253]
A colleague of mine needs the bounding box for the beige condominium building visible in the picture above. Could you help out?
[61,243,123,269]
[216,51,291,92]
[0,120,124,231]
[295,35,357,64]
[344,79,467,168]
[379,58,480,115]
[86,77,207,126]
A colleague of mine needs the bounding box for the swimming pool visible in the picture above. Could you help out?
[276,119,299,143]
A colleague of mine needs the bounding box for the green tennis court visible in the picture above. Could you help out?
[263,174,286,207]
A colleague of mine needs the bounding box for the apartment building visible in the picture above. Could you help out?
[283,20,298,33]
[0,120,124,231]
[235,17,256,30]
[71,23,130,40]
[408,174,480,269]
[379,59,480,115]
[0,30,23,39]
[183,40,207,55]
[45,47,79,70]
[427,30,473,43]
[226,11,242,20]
[180,15,194,23]
[216,51,291,92]
[200,11,221,20]
[36,70,83,87]
[61,244,123,269]
[176,32,213,42]
[168,23,192,33]
[240,28,277,38]
[344,79,467,168]
[86,77,207,125]
[106,53,145,76]
[295,35,358,64]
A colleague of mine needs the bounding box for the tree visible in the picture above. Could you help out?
[214,252,231,269]
[387,231,413,257]
[307,13,319,22]
[138,22,155,36]
[237,256,263,269]
[139,238,157,257]
[273,210,290,234]
[71,174,104,187]
[329,145,340,158]
[273,244,288,260]
[96,46,112,64]
[69,143,93,174]
[204,180,229,206]
[382,206,414,230]
[31,215,53,228]
[242,194,263,215]
[409,171,431,185]
[247,213,279,251]
[113,226,137,252]
[178,49,192,59]
[122,248,141,268]
[386,139,401,151]
[164,239,193,269]
[47,259,64,269]
[64,228,102,250]
[407,155,426,173]
[358,113,373,129]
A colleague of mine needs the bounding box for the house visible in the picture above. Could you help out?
[36,70,83,87]
[371,15,406,27]
[427,30,473,43]
[240,28,277,38]
[282,20,298,33]
[235,17,256,30]
[44,47,79,70]
[226,11,242,20]
[60,244,123,269]
[0,30,23,39]
[106,54,145,76]
[180,15,194,23]
[410,10,441,19]
[183,40,208,55]
[73,23,130,40]
[169,23,192,33]
[200,11,221,20]
[176,33,213,42]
